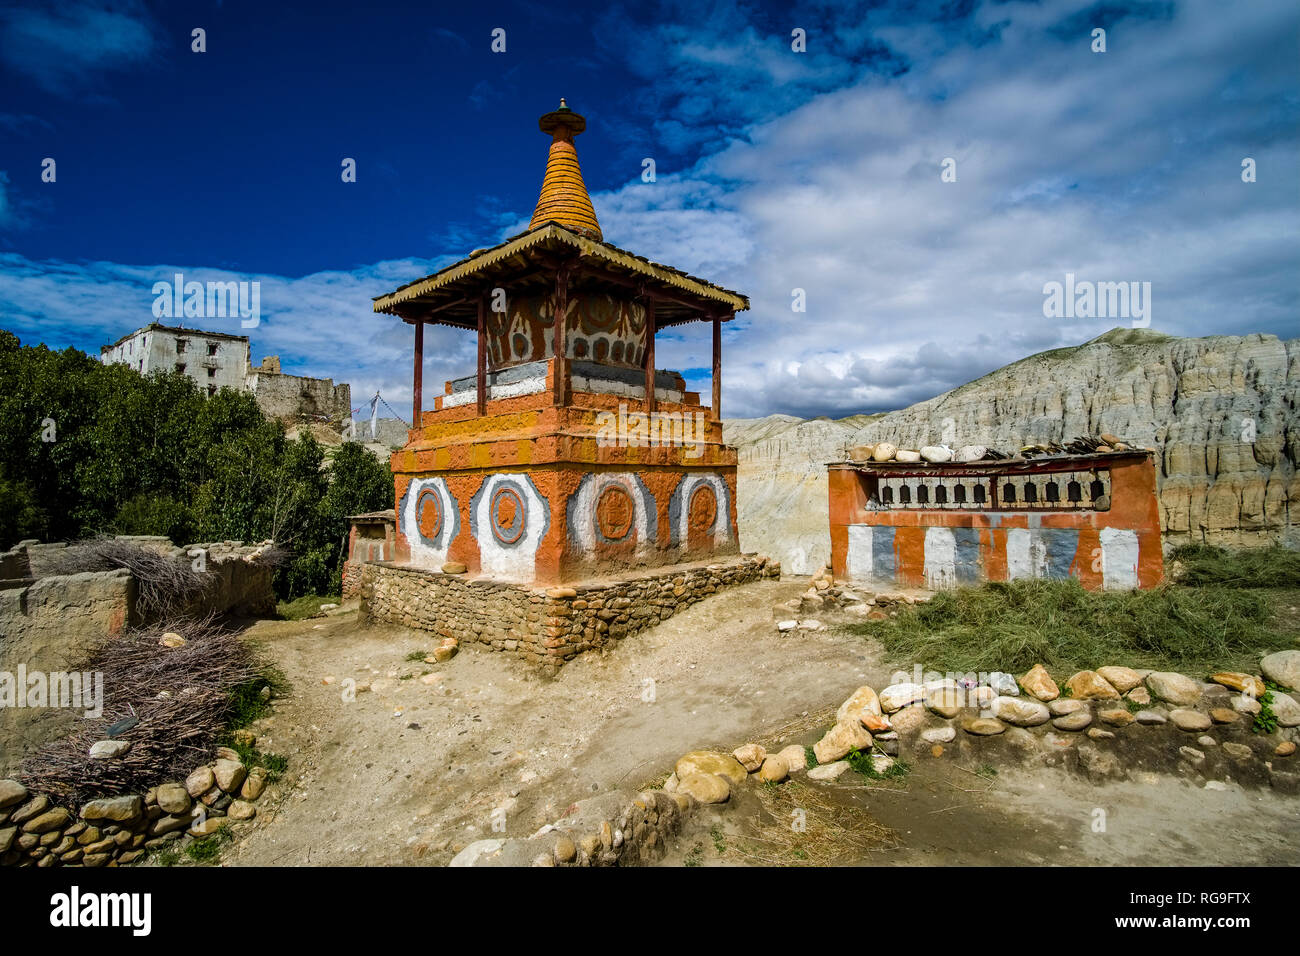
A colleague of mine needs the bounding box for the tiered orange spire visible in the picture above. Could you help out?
[528,99,603,240]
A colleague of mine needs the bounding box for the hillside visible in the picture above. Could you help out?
[726,329,1300,573]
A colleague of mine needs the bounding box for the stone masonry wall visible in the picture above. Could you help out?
[360,555,779,669]
[0,744,275,869]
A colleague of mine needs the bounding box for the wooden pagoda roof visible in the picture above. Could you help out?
[371,222,750,330]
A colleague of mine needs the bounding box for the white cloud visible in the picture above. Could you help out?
[585,0,1300,416]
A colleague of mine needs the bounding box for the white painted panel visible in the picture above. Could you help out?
[569,473,652,556]
[401,477,456,570]
[441,376,546,408]
[673,473,732,547]
[923,526,957,590]
[846,525,872,582]
[475,474,547,581]
[1006,528,1047,581]
[1100,526,1139,590]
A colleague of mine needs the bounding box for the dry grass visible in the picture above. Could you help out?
[39,536,287,622]
[721,778,900,866]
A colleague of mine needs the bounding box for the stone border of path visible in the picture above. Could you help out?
[1,744,276,868]
[454,650,1300,866]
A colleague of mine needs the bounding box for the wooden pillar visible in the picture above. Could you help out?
[412,319,424,427]
[643,296,656,414]
[552,265,570,406]
[476,294,487,416]
[711,312,724,422]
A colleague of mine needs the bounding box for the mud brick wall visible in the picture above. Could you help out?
[359,555,777,668]
[0,570,136,777]
[0,569,135,656]
[179,544,277,618]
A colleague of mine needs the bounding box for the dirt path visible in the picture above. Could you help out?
[225,578,885,865]
[661,757,1300,867]
[223,582,1300,867]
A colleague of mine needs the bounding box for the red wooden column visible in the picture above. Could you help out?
[552,265,570,406]
[711,312,725,422]
[476,294,487,416]
[412,319,424,427]
[643,296,656,414]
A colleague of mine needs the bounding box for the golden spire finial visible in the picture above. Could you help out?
[528,100,602,240]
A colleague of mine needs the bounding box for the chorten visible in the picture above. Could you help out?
[371,101,749,584]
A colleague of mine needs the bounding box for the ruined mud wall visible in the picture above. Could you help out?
[0,570,136,777]
[246,369,351,423]
[181,542,277,618]
[0,539,275,776]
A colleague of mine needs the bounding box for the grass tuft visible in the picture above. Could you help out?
[184,825,233,864]
[845,749,910,781]
[276,594,341,620]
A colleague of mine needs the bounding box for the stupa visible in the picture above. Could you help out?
[369,101,751,585]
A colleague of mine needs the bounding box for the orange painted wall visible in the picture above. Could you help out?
[392,359,739,584]
[828,454,1164,590]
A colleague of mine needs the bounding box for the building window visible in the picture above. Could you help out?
[177,339,188,353]
[207,342,218,356]
[207,367,215,378]
[176,363,186,374]
[207,385,217,396]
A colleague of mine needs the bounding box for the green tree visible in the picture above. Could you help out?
[0,332,394,602]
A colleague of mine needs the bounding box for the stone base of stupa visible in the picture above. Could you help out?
[355,553,779,671]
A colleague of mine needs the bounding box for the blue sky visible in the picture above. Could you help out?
[1,0,1297,419]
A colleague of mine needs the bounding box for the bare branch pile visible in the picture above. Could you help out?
[19,618,261,805]
[39,537,214,621]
